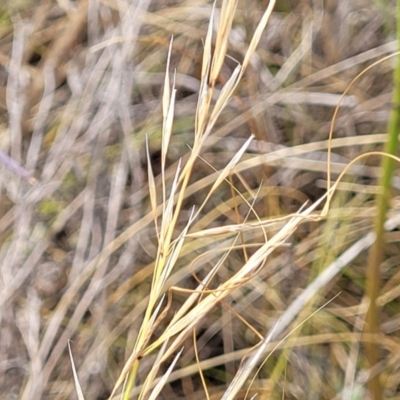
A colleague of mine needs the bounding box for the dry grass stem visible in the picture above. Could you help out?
[1,0,400,399]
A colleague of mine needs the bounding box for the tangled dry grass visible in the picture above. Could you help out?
[1,0,400,399]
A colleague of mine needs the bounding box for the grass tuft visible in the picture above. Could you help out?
[1,1,400,399]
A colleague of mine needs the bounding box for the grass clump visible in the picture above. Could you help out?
[1,1,400,399]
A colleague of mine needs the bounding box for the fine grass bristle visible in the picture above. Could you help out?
[1,1,400,399]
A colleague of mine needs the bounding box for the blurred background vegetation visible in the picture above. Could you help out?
[0,0,400,399]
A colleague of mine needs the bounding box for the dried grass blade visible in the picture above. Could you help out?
[162,37,173,122]
[146,348,183,400]
[146,135,158,237]
[195,3,215,140]
[68,341,85,400]
[138,339,169,400]
[159,208,194,283]
[205,135,254,203]
[201,3,214,83]
[162,79,177,171]
[210,0,238,86]
[196,77,212,142]
[186,218,281,238]
[206,63,241,137]
[161,40,175,205]
[147,294,167,337]
[241,0,276,73]
[158,158,182,262]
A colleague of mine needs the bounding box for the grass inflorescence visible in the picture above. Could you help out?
[1,1,400,399]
